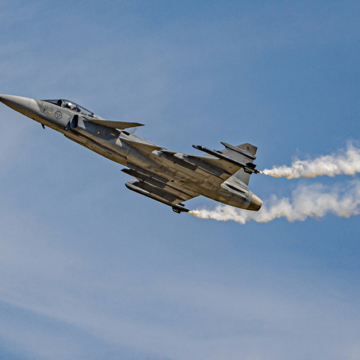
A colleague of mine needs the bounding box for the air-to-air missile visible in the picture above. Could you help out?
[0,95,262,213]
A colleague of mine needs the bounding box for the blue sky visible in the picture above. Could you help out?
[0,0,360,359]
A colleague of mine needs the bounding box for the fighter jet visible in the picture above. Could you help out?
[0,95,262,213]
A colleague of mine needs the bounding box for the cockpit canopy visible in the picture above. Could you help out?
[43,99,95,117]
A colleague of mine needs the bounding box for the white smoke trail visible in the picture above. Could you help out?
[189,180,360,224]
[261,142,360,179]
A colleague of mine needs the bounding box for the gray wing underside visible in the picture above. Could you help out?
[186,154,239,175]
[122,164,199,211]
[184,142,258,185]
[122,140,257,210]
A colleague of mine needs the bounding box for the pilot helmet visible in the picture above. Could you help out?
[65,101,73,109]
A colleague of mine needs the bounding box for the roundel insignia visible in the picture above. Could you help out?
[55,111,62,119]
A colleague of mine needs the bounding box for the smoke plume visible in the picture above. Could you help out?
[189,180,360,224]
[261,142,360,179]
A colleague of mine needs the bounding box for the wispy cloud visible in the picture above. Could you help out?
[0,199,359,360]
[0,1,360,360]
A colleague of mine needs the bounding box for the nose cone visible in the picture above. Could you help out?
[0,94,35,116]
[247,193,263,211]
[0,95,31,111]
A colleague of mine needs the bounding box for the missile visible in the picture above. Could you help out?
[192,145,260,174]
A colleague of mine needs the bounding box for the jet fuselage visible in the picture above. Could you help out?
[0,95,262,213]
